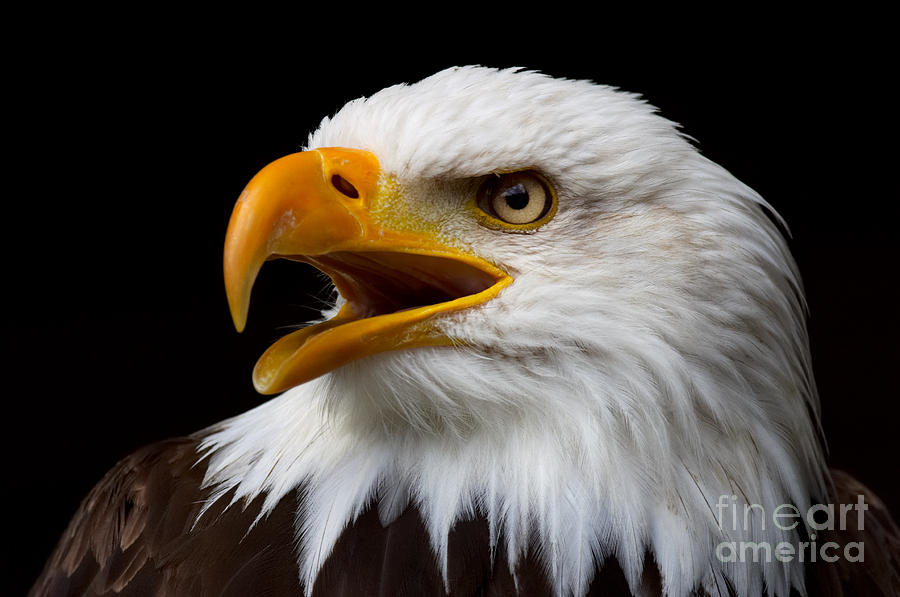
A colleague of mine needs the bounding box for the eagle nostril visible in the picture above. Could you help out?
[331,175,359,199]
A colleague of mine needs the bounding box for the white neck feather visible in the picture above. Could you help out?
[199,322,825,597]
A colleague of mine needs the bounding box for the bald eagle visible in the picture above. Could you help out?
[32,66,899,596]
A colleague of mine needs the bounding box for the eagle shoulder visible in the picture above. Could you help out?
[805,469,900,597]
[30,436,300,597]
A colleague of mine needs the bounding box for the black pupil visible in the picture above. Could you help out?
[502,184,529,210]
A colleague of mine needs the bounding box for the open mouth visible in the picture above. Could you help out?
[248,249,511,393]
[292,251,503,318]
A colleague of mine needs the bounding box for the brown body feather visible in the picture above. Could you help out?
[29,438,300,596]
[30,439,900,596]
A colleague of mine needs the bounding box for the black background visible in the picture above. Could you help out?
[7,16,897,594]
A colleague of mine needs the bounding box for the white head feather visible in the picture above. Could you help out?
[200,66,827,596]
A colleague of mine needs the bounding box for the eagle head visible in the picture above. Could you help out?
[210,66,826,596]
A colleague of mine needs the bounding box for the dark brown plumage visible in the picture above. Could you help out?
[29,438,300,596]
[30,439,900,596]
[807,471,900,597]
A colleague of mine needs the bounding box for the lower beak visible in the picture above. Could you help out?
[223,147,511,394]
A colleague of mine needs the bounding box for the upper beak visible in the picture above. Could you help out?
[224,147,511,394]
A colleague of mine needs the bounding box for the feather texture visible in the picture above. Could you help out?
[202,67,831,595]
[34,66,899,596]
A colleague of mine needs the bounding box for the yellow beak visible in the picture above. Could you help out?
[224,147,512,394]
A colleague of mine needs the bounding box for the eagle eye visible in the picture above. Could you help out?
[475,171,557,231]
